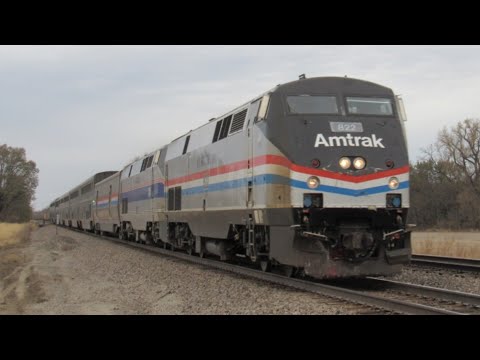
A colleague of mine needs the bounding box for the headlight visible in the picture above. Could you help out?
[388,177,399,190]
[353,157,366,170]
[339,157,351,169]
[307,176,320,189]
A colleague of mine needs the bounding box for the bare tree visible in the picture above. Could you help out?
[423,119,480,197]
[0,144,39,222]
[409,160,460,229]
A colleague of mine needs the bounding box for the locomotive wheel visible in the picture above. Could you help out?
[260,259,271,272]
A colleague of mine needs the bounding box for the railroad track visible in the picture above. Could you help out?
[54,225,476,315]
[333,277,480,315]
[411,254,480,272]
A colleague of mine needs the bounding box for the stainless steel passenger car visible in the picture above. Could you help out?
[50,172,116,229]
[93,171,121,234]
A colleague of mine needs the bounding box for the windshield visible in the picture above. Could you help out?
[286,95,339,114]
[346,97,393,116]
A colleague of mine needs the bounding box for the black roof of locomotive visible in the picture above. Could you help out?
[273,76,393,96]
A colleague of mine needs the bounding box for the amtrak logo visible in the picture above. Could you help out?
[314,134,385,148]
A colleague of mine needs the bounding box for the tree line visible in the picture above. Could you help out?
[409,119,480,229]
[0,144,39,222]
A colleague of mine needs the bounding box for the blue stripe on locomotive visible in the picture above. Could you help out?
[119,175,408,203]
[191,174,409,197]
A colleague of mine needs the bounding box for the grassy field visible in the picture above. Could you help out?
[0,223,32,247]
[412,232,480,259]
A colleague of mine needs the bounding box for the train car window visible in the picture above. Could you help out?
[121,165,131,180]
[167,187,182,210]
[346,97,393,116]
[212,120,223,143]
[153,150,161,165]
[174,186,182,211]
[168,188,174,210]
[395,96,407,121]
[146,155,154,168]
[130,159,143,176]
[141,157,148,172]
[219,115,232,140]
[93,172,113,184]
[81,183,92,195]
[182,135,190,155]
[256,94,270,121]
[286,95,338,114]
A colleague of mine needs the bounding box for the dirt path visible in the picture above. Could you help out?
[0,225,181,314]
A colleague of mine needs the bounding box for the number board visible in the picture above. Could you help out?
[329,122,363,133]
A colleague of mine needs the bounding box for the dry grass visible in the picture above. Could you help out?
[0,223,33,248]
[2,223,479,259]
[412,232,480,259]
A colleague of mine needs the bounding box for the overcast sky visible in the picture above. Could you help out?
[1,45,479,210]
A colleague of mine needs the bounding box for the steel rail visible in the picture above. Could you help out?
[411,254,480,272]
[366,277,480,309]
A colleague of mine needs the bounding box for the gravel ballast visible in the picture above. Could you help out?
[3,225,478,315]
[387,265,480,295]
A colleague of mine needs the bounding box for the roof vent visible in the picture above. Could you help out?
[299,74,306,80]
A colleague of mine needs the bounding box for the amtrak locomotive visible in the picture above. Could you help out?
[49,76,411,279]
